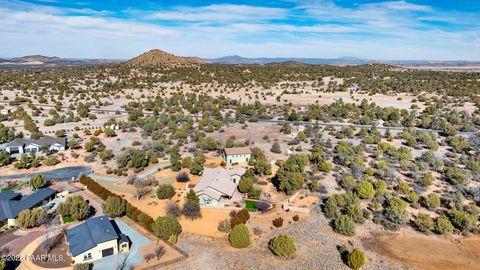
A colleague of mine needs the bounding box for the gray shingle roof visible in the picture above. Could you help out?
[67,215,119,257]
[0,188,56,222]
[5,136,66,148]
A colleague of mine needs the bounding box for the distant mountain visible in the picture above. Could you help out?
[207,55,370,65]
[0,55,121,68]
[206,56,480,66]
[11,55,62,63]
[126,49,200,68]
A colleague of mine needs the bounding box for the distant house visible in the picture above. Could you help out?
[222,147,251,165]
[67,215,130,264]
[0,109,10,115]
[4,136,66,154]
[0,188,56,227]
[193,167,246,207]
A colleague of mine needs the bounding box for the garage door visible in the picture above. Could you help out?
[102,247,114,258]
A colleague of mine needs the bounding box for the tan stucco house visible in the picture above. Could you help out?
[67,215,130,264]
[193,167,246,207]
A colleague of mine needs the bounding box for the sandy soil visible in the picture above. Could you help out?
[369,230,480,270]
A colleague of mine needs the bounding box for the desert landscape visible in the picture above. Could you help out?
[1,1,480,270]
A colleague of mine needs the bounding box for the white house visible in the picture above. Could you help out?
[4,136,66,154]
[222,147,251,165]
[193,167,246,207]
[67,215,130,264]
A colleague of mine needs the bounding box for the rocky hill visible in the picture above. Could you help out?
[126,49,200,68]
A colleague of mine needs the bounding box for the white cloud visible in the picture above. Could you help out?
[0,1,478,60]
[149,4,287,22]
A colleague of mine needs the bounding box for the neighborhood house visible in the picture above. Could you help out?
[193,167,246,207]
[4,136,67,154]
[67,215,130,264]
[222,147,251,165]
[0,188,56,227]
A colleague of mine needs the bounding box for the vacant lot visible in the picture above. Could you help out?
[370,231,480,270]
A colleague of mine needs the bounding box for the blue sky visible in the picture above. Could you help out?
[0,0,479,60]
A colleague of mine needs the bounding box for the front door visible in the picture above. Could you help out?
[102,247,114,258]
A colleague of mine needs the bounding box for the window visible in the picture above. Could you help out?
[83,253,92,261]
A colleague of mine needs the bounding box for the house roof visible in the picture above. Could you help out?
[67,215,119,257]
[193,167,246,200]
[5,138,27,148]
[0,188,56,221]
[223,147,251,155]
[5,136,66,148]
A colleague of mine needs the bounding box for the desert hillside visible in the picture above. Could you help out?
[126,49,200,68]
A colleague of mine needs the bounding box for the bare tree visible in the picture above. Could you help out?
[166,201,181,217]
[134,181,151,201]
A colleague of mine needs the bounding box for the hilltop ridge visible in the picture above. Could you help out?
[125,49,200,68]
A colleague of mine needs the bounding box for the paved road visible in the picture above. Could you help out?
[257,120,477,137]
[89,161,171,182]
[0,166,92,181]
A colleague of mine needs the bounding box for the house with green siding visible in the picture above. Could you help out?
[222,147,251,165]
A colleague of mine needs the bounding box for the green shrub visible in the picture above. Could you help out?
[334,214,355,236]
[374,179,387,196]
[29,174,46,190]
[238,176,254,193]
[156,184,175,199]
[57,195,90,220]
[434,216,454,235]
[43,156,60,166]
[17,207,45,228]
[422,193,440,210]
[151,216,182,241]
[414,213,434,233]
[268,234,296,257]
[382,196,408,230]
[341,176,357,190]
[348,248,366,270]
[449,210,477,232]
[355,182,375,199]
[229,224,250,248]
[318,161,333,172]
[421,172,434,187]
[102,196,126,218]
